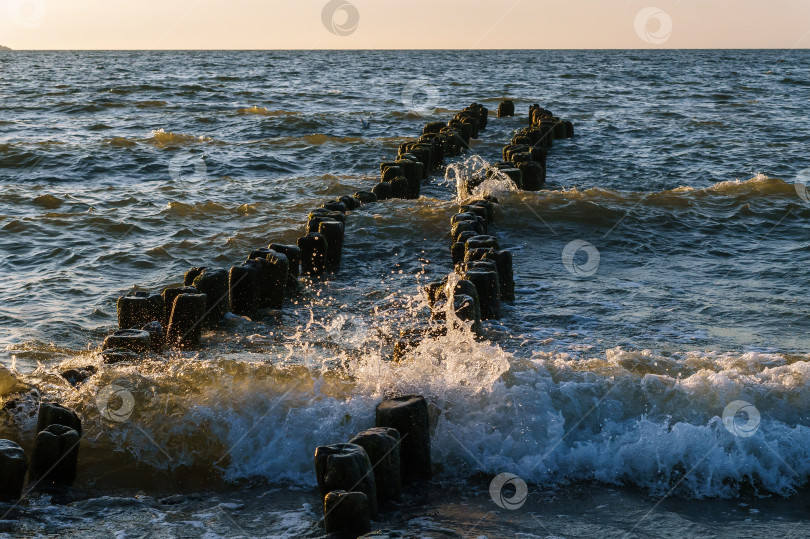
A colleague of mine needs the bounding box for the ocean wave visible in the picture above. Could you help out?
[104,137,137,147]
[0,147,43,168]
[54,101,127,114]
[236,106,300,117]
[506,174,804,218]
[448,157,804,210]
[135,100,168,108]
[163,200,234,216]
[780,77,810,87]
[148,129,216,147]
[250,134,407,147]
[448,157,803,232]
[390,110,438,120]
[107,84,167,95]
[31,194,64,209]
[0,140,66,150]
[672,173,800,199]
[2,320,809,498]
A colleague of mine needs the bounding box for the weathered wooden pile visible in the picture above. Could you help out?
[314,395,431,536]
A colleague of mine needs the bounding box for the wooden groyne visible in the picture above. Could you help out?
[1,98,575,536]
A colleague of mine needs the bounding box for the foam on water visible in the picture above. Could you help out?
[3,297,809,498]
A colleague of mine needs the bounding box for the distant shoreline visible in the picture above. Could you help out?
[0,45,11,51]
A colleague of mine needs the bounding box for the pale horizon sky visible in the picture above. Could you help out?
[1,0,809,50]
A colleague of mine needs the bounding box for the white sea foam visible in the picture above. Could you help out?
[4,313,808,498]
[87,325,810,497]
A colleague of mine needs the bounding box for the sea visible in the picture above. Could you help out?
[1,49,810,538]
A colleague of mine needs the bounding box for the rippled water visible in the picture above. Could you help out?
[2,50,810,536]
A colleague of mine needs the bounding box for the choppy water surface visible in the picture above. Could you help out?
[2,50,810,536]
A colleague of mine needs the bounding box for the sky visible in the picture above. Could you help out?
[1,0,810,50]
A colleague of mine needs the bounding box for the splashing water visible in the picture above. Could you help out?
[444,155,520,202]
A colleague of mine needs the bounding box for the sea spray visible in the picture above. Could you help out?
[444,155,520,202]
[3,291,810,496]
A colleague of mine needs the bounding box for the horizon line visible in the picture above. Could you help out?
[2,47,809,52]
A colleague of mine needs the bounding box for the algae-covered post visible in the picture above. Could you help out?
[338,194,358,211]
[323,490,371,537]
[117,292,164,330]
[494,249,515,302]
[228,262,260,318]
[298,232,329,275]
[349,427,402,502]
[186,268,229,324]
[0,440,27,501]
[497,99,515,117]
[102,329,152,353]
[353,190,377,205]
[375,395,431,483]
[247,249,289,309]
[388,176,410,199]
[313,442,378,518]
[37,402,82,436]
[371,180,392,201]
[162,286,197,326]
[322,200,347,213]
[30,424,80,488]
[166,292,207,347]
[141,321,165,351]
[269,243,302,288]
[462,269,501,320]
[518,160,545,191]
[318,220,345,269]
